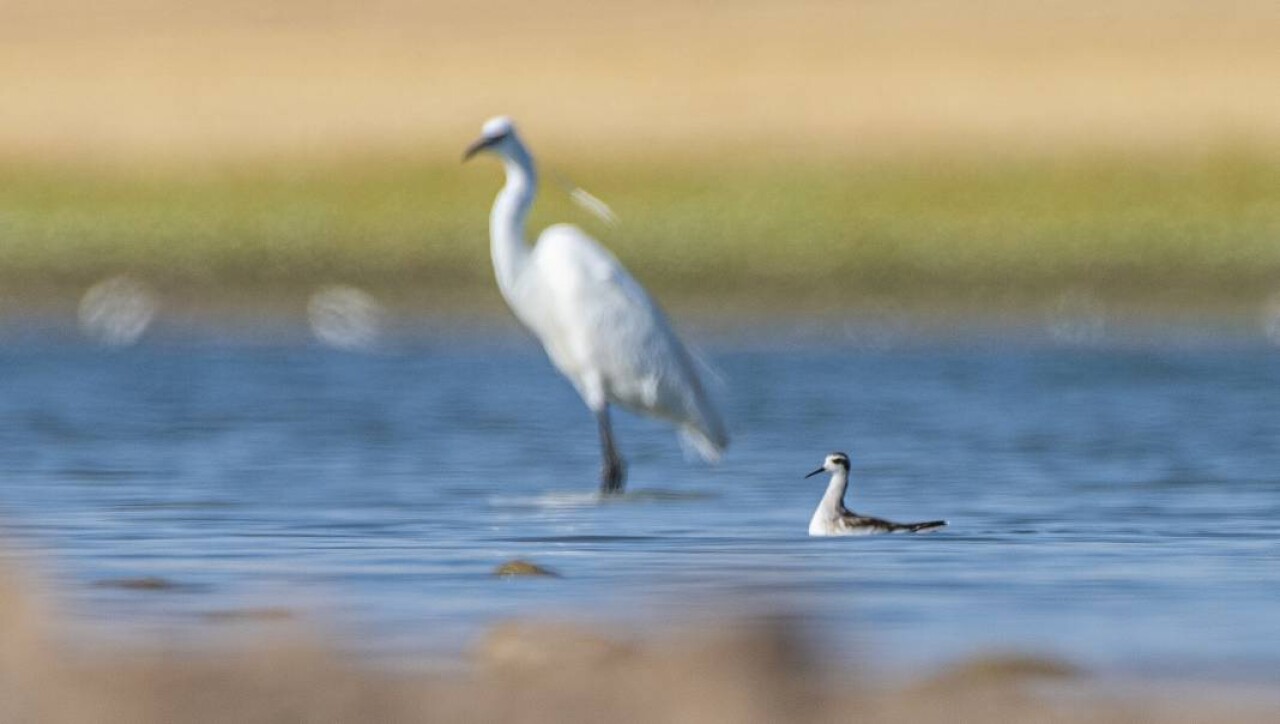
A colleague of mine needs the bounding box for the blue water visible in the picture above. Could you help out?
[1,322,1278,681]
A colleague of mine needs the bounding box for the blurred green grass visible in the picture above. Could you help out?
[0,149,1277,313]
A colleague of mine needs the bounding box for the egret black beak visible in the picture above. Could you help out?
[462,136,494,162]
[804,467,825,479]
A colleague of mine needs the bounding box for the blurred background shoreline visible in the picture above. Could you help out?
[2,0,1278,322]
[0,152,1277,324]
[4,0,1280,163]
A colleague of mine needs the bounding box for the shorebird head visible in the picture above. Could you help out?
[805,452,850,478]
[463,116,521,162]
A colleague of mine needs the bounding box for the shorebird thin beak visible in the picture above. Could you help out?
[462,136,494,162]
[804,467,825,479]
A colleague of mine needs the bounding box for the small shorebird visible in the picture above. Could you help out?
[805,452,947,536]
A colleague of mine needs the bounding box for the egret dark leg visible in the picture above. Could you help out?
[596,405,626,494]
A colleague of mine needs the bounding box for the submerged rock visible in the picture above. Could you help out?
[915,653,1082,694]
[203,608,296,623]
[492,560,559,578]
[91,577,200,592]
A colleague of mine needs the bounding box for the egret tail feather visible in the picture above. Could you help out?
[680,424,726,464]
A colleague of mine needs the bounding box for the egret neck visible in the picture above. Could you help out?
[490,142,538,300]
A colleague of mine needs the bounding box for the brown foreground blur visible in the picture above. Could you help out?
[1,556,1276,723]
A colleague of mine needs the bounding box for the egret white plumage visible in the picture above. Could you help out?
[805,452,946,536]
[463,117,728,493]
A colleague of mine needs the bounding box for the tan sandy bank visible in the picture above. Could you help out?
[1,0,1278,163]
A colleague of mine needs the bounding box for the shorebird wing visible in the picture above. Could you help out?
[896,520,948,533]
[842,514,947,534]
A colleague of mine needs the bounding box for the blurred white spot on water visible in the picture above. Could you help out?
[1263,294,1280,346]
[842,300,909,350]
[1046,291,1107,345]
[307,285,384,350]
[78,276,159,347]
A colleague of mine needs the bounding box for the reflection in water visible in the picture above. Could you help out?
[77,276,159,347]
[307,285,385,350]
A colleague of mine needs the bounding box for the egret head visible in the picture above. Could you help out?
[463,116,520,162]
[804,452,850,478]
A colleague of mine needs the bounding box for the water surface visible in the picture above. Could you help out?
[1,323,1277,681]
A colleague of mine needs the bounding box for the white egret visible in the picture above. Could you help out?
[463,116,728,493]
[804,452,946,536]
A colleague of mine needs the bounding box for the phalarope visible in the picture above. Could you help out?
[805,452,946,536]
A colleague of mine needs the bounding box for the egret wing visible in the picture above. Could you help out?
[531,224,728,459]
